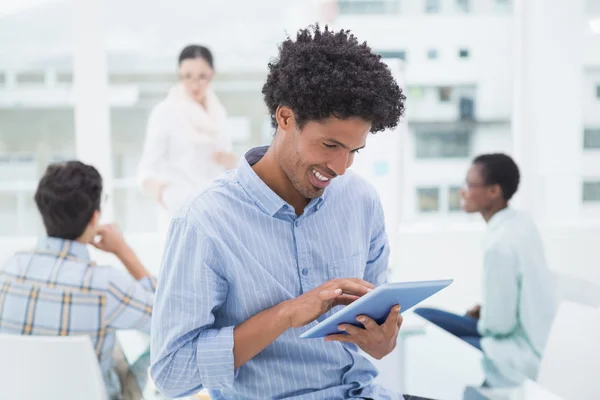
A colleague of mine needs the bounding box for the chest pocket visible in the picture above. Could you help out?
[327,253,366,281]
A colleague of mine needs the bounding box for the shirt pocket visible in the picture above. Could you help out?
[328,253,367,281]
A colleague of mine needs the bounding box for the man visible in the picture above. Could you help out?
[415,154,556,387]
[0,161,156,399]
[150,26,424,399]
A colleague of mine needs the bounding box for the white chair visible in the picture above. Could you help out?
[537,301,600,400]
[553,271,600,307]
[0,334,108,400]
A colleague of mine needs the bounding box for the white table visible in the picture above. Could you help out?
[467,379,565,400]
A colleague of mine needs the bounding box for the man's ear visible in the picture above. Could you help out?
[275,106,297,134]
[489,184,503,201]
[89,210,101,231]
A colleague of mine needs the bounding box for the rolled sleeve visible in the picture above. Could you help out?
[477,247,519,337]
[104,269,155,334]
[196,326,235,388]
[138,275,157,291]
[150,216,234,398]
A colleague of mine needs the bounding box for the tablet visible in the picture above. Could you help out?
[299,279,453,339]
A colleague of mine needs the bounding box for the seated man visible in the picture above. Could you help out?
[0,161,156,399]
[415,154,556,387]
[151,25,432,400]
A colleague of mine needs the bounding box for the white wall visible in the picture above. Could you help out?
[583,69,600,127]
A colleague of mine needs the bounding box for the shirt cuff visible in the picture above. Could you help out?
[138,275,157,292]
[196,325,236,390]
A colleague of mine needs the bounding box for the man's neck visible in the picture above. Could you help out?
[252,146,309,216]
[481,203,508,223]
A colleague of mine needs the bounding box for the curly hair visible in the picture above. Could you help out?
[34,161,103,240]
[262,24,405,133]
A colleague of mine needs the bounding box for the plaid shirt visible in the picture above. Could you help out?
[0,237,156,399]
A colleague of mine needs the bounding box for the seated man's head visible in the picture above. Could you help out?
[262,25,405,199]
[34,161,103,243]
[461,153,520,214]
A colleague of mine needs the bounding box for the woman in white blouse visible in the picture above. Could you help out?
[137,45,237,215]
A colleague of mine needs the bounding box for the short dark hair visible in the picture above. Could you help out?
[34,161,103,240]
[178,45,214,69]
[473,153,520,201]
[262,24,405,133]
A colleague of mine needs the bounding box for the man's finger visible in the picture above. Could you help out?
[343,278,376,290]
[324,334,355,344]
[333,294,360,307]
[383,305,401,331]
[397,314,404,329]
[318,288,342,301]
[338,324,363,336]
[356,315,378,330]
[336,280,373,297]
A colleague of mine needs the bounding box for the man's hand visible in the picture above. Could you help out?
[91,224,128,256]
[282,278,375,329]
[466,304,481,319]
[325,305,403,360]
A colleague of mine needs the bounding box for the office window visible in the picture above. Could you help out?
[0,154,37,182]
[16,72,45,84]
[378,50,406,61]
[0,194,19,236]
[409,86,425,99]
[439,86,452,102]
[588,0,600,13]
[425,0,440,13]
[584,129,600,149]
[583,181,600,203]
[56,72,73,84]
[415,130,471,159]
[596,84,600,100]
[459,48,470,59]
[448,186,462,211]
[0,109,76,236]
[456,0,469,12]
[0,72,5,85]
[427,49,438,60]
[338,0,401,15]
[417,187,440,213]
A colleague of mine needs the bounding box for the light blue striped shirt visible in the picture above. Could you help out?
[150,146,400,399]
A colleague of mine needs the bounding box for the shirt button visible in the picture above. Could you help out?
[301,268,308,276]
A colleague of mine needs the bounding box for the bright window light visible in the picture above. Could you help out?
[589,18,600,35]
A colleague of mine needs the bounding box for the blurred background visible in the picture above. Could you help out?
[1,0,599,398]
[1,0,598,305]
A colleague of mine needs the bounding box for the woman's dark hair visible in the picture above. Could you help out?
[262,24,405,133]
[34,161,103,240]
[178,45,214,69]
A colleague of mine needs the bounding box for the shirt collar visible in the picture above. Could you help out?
[487,207,515,230]
[236,146,327,217]
[36,236,91,262]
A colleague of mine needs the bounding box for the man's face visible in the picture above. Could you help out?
[276,114,371,199]
[460,163,497,213]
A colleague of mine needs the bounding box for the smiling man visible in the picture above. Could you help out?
[150,25,412,399]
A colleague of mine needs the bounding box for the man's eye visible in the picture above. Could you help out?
[324,143,336,149]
